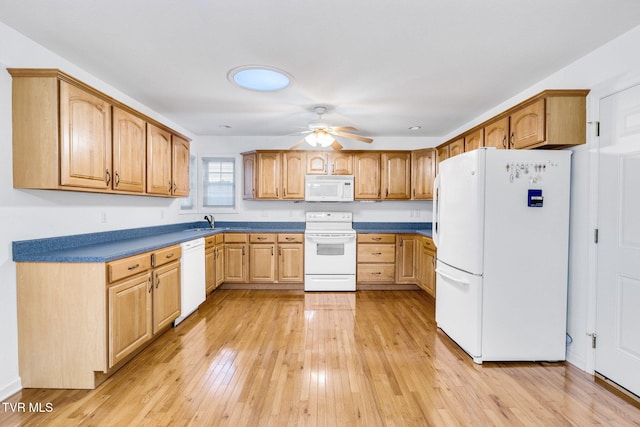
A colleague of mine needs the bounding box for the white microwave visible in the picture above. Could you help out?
[305,175,354,202]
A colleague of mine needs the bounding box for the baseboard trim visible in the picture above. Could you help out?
[0,377,22,401]
[595,372,640,408]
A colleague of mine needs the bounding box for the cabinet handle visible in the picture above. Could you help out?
[271,247,274,256]
[114,171,120,188]
[105,169,111,186]
[509,132,515,149]
[127,263,140,271]
[276,188,278,197]
[283,188,287,197]
[285,237,295,241]
[372,237,382,241]
[278,247,282,256]
[400,238,404,247]
[165,253,175,259]
[502,135,507,149]
[371,272,382,275]
[257,237,267,241]
[155,273,160,289]
[148,277,153,293]
[172,181,176,193]
[372,252,382,256]
[168,181,172,193]
[242,247,245,256]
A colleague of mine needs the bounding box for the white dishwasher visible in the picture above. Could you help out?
[174,238,206,326]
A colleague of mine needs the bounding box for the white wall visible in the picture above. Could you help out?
[0,22,197,400]
[440,24,640,371]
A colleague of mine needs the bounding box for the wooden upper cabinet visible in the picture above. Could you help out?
[449,138,464,158]
[510,99,545,149]
[256,152,281,199]
[171,136,190,197]
[9,69,190,197]
[484,117,509,149]
[381,151,411,199]
[354,152,381,199]
[59,81,112,189]
[436,145,449,166]
[112,107,146,192]
[146,124,173,195]
[464,129,484,152]
[281,151,305,199]
[411,149,435,200]
[306,151,353,175]
[306,151,328,174]
[242,153,256,199]
[329,152,353,175]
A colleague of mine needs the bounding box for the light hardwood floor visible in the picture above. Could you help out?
[2,290,640,426]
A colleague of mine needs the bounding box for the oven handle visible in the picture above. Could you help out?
[305,234,356,244]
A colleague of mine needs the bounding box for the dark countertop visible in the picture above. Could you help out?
[13,221,431,263]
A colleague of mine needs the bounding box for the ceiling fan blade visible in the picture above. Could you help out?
[331,130,374,143]
[331,140,343,150]
[290,138,305,150]
[331,126,359,132]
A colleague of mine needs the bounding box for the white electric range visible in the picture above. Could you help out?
[304,212,356,291]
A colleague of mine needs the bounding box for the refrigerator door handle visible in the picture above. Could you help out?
[432,174,440,247]
[436,268,470,286]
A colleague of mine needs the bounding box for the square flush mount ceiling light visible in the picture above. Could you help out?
[227,65,293,91]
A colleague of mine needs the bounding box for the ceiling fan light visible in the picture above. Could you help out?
[305,133,318,147]
[316,130,335,147]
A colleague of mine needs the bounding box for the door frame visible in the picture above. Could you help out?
[584,75,640,374]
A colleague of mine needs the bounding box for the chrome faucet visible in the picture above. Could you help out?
[204,215,215,229]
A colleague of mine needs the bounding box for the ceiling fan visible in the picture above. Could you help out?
[290,106,373,151]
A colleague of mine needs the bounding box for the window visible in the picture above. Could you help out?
[201,157,235,210]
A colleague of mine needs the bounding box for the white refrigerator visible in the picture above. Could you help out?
[432,148,571,364]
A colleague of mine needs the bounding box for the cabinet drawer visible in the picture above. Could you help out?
[421,237,436,252]
[278,233,304,243]
[357,264,396,282]
[357,234,395,244]
[153,245,181,267]
[205,236,216,249]
[357,244,395,263]
[108,253,152,283]
[250,233,276,243]
[225,233,248,243]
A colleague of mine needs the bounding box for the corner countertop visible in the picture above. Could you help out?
[12,221,431,263]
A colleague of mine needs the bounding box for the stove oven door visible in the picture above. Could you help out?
[304,233,356,275]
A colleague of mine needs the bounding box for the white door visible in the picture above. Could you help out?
[596,83,640,396]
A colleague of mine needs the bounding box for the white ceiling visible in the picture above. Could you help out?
[2,0,640,144]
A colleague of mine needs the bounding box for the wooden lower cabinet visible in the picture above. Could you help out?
[205,234,225,294]
[16,243,181,389]
[215,241,225,287]
[416,236,436,297]
[108,272,152,368]
[357,234,396,283]
[396,234,418,284]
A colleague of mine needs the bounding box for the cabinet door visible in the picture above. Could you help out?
[249,244,277,282]
[382,152,411,199]
[256,152,281,199]
[112,107,146,192]
[306,151,328,175]
[422,249,436,297]
[243,153,256,199]
[510,99,545,149]
[282,151,305,199]
[449,138,464,158]
[172,136,190,197]
[146,124,173,195]
[484,117,509,150]
[354,152,381,199]
[215,243,225,287]
[108,272,153,368]
[396,235,418,284]
[225,243,248,282]
[328,152,353,175]
[152,262,181,334]
[278,243,304,282]
[205,248,215,294]
[411,149,435,200]
[464,129,484,152]
[437,145,449,166]
[59,81,112,189]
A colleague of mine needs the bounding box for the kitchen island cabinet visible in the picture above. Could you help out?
[16,244,181,389]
